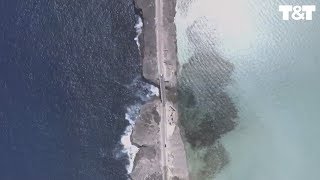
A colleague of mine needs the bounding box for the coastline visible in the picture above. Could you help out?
[130,0,189,179]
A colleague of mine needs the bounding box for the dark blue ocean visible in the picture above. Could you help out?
[0,0,142,179]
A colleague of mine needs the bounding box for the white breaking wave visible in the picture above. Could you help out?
[119,14,156,176]
[120,104,140,174]
[126,77,159,101]
[134,16,143,50]
[149,85,159,97]
[119,77,159,174]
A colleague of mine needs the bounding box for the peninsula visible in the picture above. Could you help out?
[130,0,189,179]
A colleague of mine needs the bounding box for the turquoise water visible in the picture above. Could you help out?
[176,0,320,179]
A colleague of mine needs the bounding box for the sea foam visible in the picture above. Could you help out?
[120,80,158,174]
[134,16,143,50]
[120,104,140,173]
[119,14,158,175]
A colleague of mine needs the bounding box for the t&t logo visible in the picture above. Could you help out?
[279,5,316,20]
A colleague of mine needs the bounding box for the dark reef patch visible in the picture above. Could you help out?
[178,18,238,149]
[177,18,238,179]
[178,51,238,148]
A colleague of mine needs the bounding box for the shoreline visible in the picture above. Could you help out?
[130,0,189,179]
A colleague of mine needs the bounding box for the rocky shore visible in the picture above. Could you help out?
[134,0,158,84]
[130,0,189,179]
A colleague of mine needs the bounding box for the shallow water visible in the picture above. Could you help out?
[176,0,320,179]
